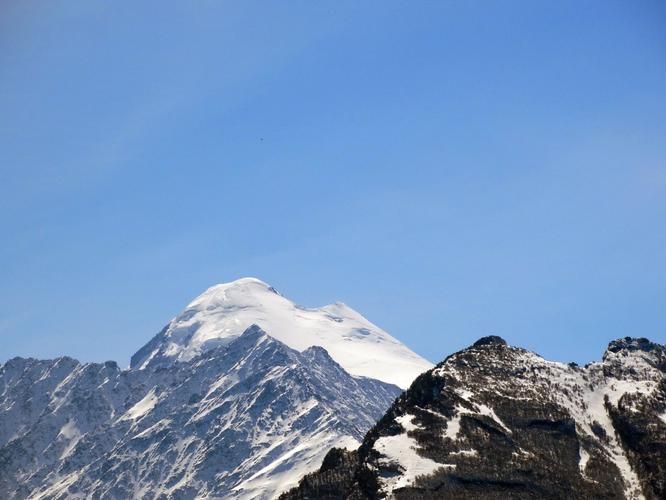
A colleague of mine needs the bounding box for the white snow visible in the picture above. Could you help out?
[31,471,82,500]
[120,388,158,421]
[133,418,172,439]
[374,434,450,492]
[58,420,78,440]
[439,399,510,443]
[232,432,359,498]
[134,277,432,388]
[396,414,419,432]
[512,448,534,459]
[375,415,453,493]
[442,408,462,441]
[57,420,82,459]
[449,449,478,457]
[475,403,512,434]
[578,445,590,478]
[456,389,474,401]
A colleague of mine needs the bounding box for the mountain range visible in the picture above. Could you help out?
[0,278,428,499]
[2,278,664,499]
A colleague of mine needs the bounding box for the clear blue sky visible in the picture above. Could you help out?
[1,1,665,367]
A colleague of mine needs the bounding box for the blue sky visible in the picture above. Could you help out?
[1,1,665,367]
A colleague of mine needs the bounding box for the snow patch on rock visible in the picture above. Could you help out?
[120,387,158,421]
[375,428,452,493]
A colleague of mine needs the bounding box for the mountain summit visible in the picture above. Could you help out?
[131,277,432,388]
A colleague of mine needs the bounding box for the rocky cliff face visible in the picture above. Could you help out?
[282,336,666,500]
[0,326,400,499]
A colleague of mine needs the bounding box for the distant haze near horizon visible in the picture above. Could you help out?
[1,1,665,368]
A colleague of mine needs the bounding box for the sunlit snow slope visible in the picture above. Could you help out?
[131,277,432,388]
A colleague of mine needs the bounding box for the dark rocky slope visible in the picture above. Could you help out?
[282,336,666,499]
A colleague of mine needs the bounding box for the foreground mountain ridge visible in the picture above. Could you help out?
[130,278,432,389]
[0,326,401,499]
[283,336,666,499]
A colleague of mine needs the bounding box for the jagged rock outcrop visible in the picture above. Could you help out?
[282,336,666,499]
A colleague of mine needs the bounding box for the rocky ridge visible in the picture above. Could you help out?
[0,326,401,499]
[282,336,666,499]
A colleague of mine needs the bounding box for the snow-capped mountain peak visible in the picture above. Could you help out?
[131,277,432,388]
